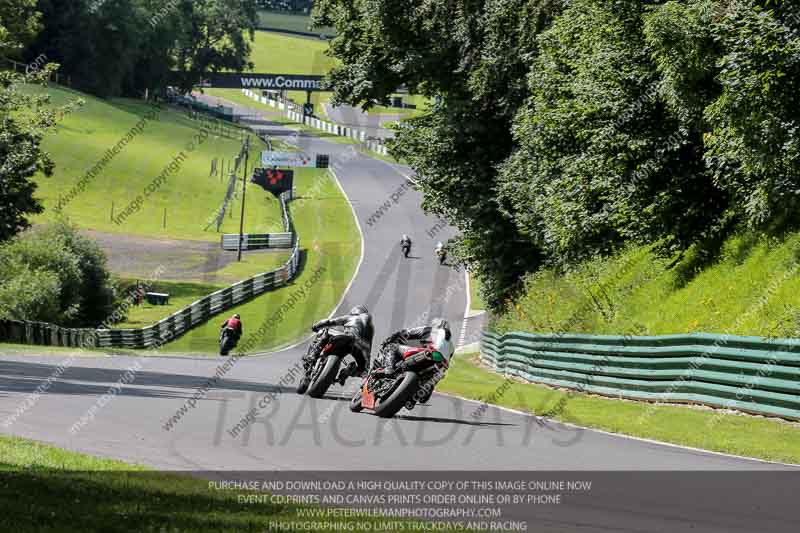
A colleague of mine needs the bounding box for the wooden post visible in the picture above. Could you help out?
[163,207,167,228]
[110,201,114,221]
[237,137,249,262]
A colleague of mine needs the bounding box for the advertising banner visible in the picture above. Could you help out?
[261,151,314,168]
[192,73,325,91]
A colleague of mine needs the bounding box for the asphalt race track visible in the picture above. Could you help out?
[1,99,797,532]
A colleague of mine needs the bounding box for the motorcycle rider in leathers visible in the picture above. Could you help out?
[220,313,243,343]
[310,305,375,385]
[378,318,455,375]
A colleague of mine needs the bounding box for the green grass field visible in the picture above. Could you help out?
[257,10,336,36]
[248,30,335,112]
[207,31,429,118]
[26,85,275,242]
[0,435,397,532]
[161,168,360,354]
[439,354,800,464]
[492,231,800,338]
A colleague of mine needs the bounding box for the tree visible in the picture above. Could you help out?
[0,0,63,242]
[30,0,148,97]
[314,0,560,308]
[499,0,728,265]
[0,221,119,326]
[316,0,800,309]
[703,0,800,227]
[0,0,40,56]
[29,0,259,97]
[169,0,259,93]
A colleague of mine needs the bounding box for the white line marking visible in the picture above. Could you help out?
[328,167,366,319]
[459,271,471,347]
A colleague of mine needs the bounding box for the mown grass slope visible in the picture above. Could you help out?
[26,84,276,242]
[257,10,336,36]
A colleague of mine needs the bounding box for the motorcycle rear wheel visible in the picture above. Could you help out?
[374,372,419,418]
[220,333,233,356]
[307,355,342,398]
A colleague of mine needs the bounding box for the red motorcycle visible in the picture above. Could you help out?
[350,339,448,418]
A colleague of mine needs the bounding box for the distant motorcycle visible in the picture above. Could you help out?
[297,326,357,398]
[401,240,411,258]
[436,247,447,265]
[350,339,448,418]
[219,327,238,356]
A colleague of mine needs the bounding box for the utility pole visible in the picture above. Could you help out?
[237,136,250,262]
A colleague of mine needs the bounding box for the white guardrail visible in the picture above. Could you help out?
[241,89,390,157]
[220,188,295,250]
[221,233,294,250]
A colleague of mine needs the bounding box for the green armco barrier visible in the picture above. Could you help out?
[480,330,800,420]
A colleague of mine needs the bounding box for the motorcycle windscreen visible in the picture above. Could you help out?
[430,329,454,362]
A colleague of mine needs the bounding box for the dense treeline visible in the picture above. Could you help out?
[315,0,800,310]
[25,0,258,97]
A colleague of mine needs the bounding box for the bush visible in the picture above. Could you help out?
[0,221,119,326]
[0,266,62,323]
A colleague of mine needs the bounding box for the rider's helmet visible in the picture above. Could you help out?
[431,318,451,340]
[402,234,409,241]
[430,318,454,362]
[233,313,241,319]
[350,305,368,315]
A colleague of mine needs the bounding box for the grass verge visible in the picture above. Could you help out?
[161,168,360,354]
[0,435,394,533]
[439,354,800,464]
[0,344,132,357]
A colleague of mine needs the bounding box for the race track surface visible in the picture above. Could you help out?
[1,97,797,532]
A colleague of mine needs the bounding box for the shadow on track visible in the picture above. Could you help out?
[0,360,294,401]
[395,414,516,427]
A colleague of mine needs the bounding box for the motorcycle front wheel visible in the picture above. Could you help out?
[296,375,310,395]
[349,388,364,412]
[307,355,342,398]
[374,372,419,418]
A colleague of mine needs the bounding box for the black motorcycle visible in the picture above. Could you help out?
[219,327,238,356]
[297,326,357,398]
[350,339,447,418]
